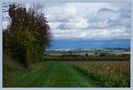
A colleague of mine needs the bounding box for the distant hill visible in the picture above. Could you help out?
[46,48,130,52]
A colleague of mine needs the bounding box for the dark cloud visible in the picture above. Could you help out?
[97,8,116,13]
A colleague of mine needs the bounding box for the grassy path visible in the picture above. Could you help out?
[5,62,101,87]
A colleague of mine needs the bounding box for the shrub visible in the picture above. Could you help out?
[3,4,51,67]
[99,53,108,57]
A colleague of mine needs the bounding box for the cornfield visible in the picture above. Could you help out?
[66,61,130,87]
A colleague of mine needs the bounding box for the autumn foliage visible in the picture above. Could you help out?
[3,4,51,67]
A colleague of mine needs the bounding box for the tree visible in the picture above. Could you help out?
[94,52,98,56]
[85,53,88,57]
[3,4,51,67]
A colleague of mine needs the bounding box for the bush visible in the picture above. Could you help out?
[3,4,51,67]
[99,53,108,57]
[121,54,130,57]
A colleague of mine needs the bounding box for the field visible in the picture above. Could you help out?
[44,51,130,61]
[3,51,130,87]
[3,61,102,87]
[66,61,130,87]
[3,61,130,87]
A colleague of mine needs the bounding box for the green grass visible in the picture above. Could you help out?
[3,61,102,87]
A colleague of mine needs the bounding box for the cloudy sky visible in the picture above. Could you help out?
[3,3,131,49]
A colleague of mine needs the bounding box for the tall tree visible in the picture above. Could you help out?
[3,4,51,67]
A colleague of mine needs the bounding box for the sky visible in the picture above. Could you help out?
[2,3,131,49]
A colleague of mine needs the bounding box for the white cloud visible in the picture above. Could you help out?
[45,3,130,40]
[70,18,88,29]
[110,3,130,11]
[51,27,130,40]
[45,3,112,22]
[2,3,130,40]
[3,21,9,29]
[65,5,77,16]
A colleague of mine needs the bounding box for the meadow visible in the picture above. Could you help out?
[3,50,130,87]
[43,51,130,87]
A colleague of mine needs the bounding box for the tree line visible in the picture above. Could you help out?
[3,4,51,68]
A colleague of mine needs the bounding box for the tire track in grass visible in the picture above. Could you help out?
[53,62,100,87]
[67,64,101,87]
[28,62,57,87]
[9,61,102,87]
[39,62,101,87]
[11,63,52,87]
[49,62,80,87]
